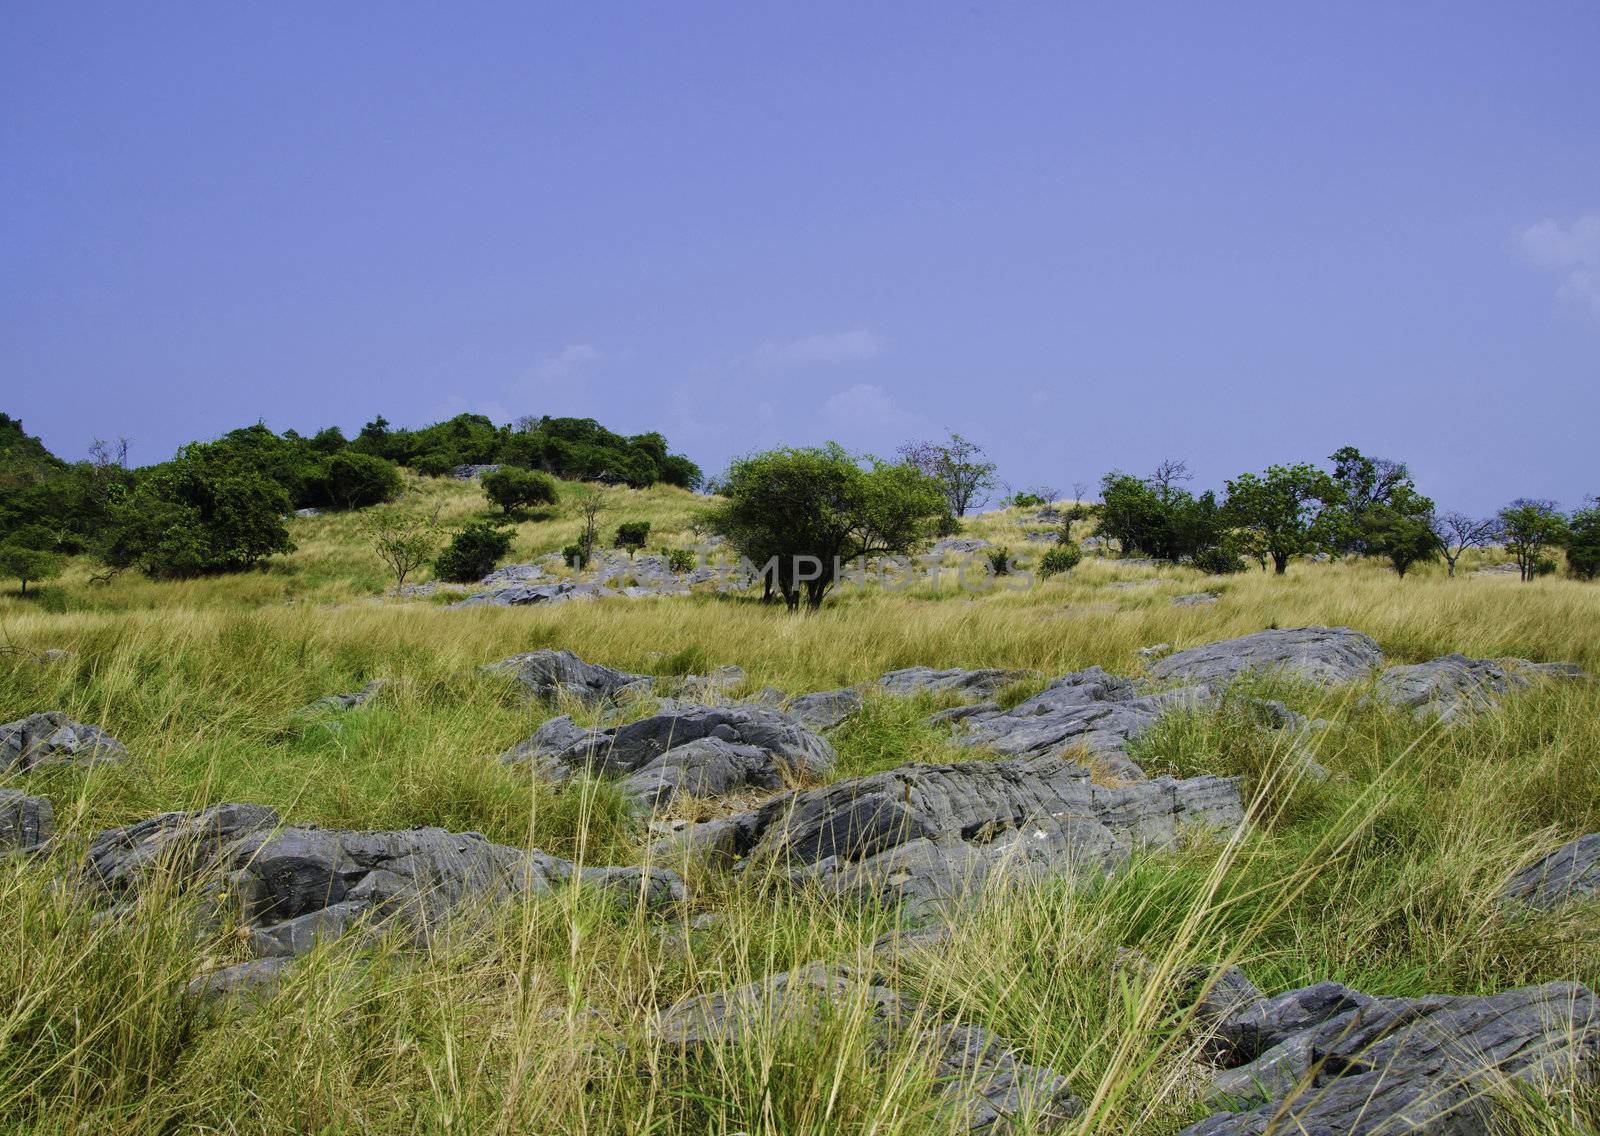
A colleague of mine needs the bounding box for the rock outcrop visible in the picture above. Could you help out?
[301,679,388,714]
[1148,627,1385,687]
[501,703,835,810]
[81,804,684,965]
[1183,979,1600,1135]
[1376,654,1588,723]
[654,961,1082,1132]
[483,649,653,705]
[878,667,1033,701]
[1,711,128,771]
[716,755,1243,911]
[1502,833,1600,912]
[783,688,865,731]
[0,789,53,851]
[453,580,612,608]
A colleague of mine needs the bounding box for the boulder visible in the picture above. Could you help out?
[1171,592,1219,607]
[878,667,1033,701]
[653,961,1082,1132]
[502,703,835,807]
[450,464,501,480]
[1502,833,1600,912]
[672,665,747,701]
[1,711,129,771]
[81,804,684,961]
[185,957,296,1005]
[951,666,1211,779]
[1148,627,1384,687]
[727,755,1243,912]
[0,789,53,850]
[784,687,865,731]
[477,563,547,588]
[453,581,609,608]
[483,649,653,704]
[1185,981,1600,1135]
[1377,653,1589,723]
[301,679,388,714]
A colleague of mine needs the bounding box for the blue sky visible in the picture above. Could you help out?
[3,2,1597,513]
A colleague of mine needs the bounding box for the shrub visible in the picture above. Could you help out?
[666,548,696,574]
[987,547,1012,576]
[1005,492,1048,509]
[562,543,586,569]
[324,451,402,510]
[615,521,651,552]
[0,542,66,594]
[1038,543,1082,577]
[434,522,512,582]
[1567,503,1600,581]
[1192,544,1247,575]
[935,513,960,537]
[481,467,558,515]
[411,451,455,478]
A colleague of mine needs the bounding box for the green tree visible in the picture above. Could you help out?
[434,521,512,582]
[0,543,65,594]
[324,451,402,510]
[1326,446,1418,555]
[708,444,945,611]
[362,506,439,589]
[1497,499,1570,582]
[897,432,1000,516]
[1367,488,1439,577]
[1096,462,1229,563]
[481,467,558,515]
[1563,499,1600,581]
[615,521,651,553]
[1224,463,1340,574]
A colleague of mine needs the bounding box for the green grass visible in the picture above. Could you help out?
[2,488,1599,1133]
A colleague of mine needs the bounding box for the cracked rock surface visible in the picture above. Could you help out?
[1,711,129,771]
[1148,627,1386,686]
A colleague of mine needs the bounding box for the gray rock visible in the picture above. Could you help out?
[483,649,653,705]
[1205,981,1369,1067]
[733,755,1243,912]
[0,789,53,850]
[477,563,547,587]
[878,666,1033,701]
[502,703,835,806]
[450,464,501,479]
[185,956,296,1005]
[930,538,992,556]
[292,507,324,518]
[37,648,74,664]
[952,666,1211,779]
[784,687,866,731]
[453,581,608,608]
[1186,981,1600,1135]
[1138,644,1173,660]
[1472,562,1521,576]
[301,679,388,714]
[0,711,129,771]
[1172,592,1219,607]
[653,962,1082,1132]
[672,665,747,701]
[1376,653,1589,723]
[1148,627,1385,687]
[81,804,684,959]
[1502,833,1600,912]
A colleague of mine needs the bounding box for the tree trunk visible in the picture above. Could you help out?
[1272,552,1289,574]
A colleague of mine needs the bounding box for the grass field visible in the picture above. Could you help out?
[3,476,1599,1134]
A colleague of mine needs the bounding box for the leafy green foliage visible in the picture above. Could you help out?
[665,548,696,574]
[324,451,402,510]
[614,521,650,551]
[1037,543,1082,577]
[0,542,65,593]
[1568,501,1600,581]
[1224,463,1341,574]
[1097,468,1230,563]
[481,467,558,515]
[1499,499,1571,583]
[434,521,512,582]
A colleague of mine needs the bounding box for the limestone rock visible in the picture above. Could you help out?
[784,687,865,731]
[878,666,1033,701]
[1503,833,1600,912]
[1,711,129,771]
[301,679,388,714]
[483,649,653,705]
[1377,653,1588,723]
[0,789,53,850]
[1148,627,1384,687]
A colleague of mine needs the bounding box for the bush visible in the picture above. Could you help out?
[988,547,1012,576]
[411,451,455,478]
[562,543,586,569]
[935,513,960,537]
[481,467,558,515]
[1568,504,1600,581]
[615,521,650,552]
[1192,544,1247,575]
[1038,543,1082,577]
[324,451,402,510]
[434,522,512,582]
[666,548,696,574]
[1005,492,1047,509]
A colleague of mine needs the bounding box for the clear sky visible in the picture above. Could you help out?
[4,2,1597,513]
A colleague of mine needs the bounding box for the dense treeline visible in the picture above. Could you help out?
[0,412,701,579]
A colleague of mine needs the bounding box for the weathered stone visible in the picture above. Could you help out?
[0,789,53,850]
[784,688,865,731]
[672,665,747,701]
[301,679,388,714]
[450,464,501,479]
[81,805,684,960]
[620,737,793,811]
[453,581,610,608]
[505,704,838,793]
[1204,981,1369,1067]
[1185,981,1600,1135]
[1172,592,1219,607]
[477,563,547,587]
[653,962,1082,1132]
[1148,627,1384,687]
[1,711,129,771]
[951,667,1210,779]
[1377,653,1589,723]
[879,667,1033,701]
[1503,833,1600,912]
[733,755,1243,912]
[185,956,296,1005]
[483,649,653,705]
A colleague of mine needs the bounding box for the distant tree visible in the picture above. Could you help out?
[434,521,512,583]
[481,467,558,515]
[1368,490,1439,577]
[709,444,945,610]
[1059,480,1094,543]
[1497,499,1570,582]
[897,432,999,517]
[324,451,402,510]
[574,493,603,567]
[1566,499,1600,581]
[0,543,65,594]
[658,454,705,491]
[362,506,439,590]
[1096,464,1228,563]
[1430,510,1500,578]
[615,521,651,554]
[1326,446,1420,556]
[1224,463,1340,574]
